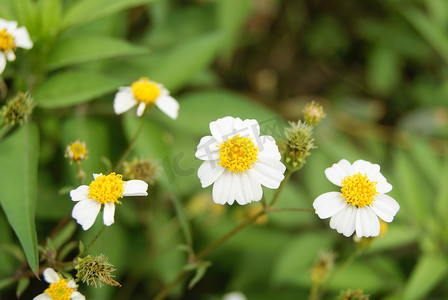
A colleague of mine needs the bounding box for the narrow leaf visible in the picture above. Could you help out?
[62,0,156,29]
[46,35,149,70]
[402,6,448,64]
[0,124,39,272]
[402,255,448,300]
[37,0,62,39]
[34,71,123,108]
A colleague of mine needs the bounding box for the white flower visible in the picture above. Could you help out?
[195,116,286,205]
[113,77,179,119]
[223,291,247,300]
[34,268,85,300]
[0,18,33,74]
[70,173,148,230]
[313,159,400,238]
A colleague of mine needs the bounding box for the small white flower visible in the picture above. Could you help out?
[113,77,179,119]
[0,18,33,74]
[313,159,400,238]
[34,268,85,300]
[70,173,148,230]
[195,116,286,205]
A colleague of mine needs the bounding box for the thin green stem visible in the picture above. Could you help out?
[114,117,145,171]
[268,168,292,207]
[81,225,106,256]
[316,248,363,300]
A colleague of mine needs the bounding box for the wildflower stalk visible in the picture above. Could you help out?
[153,169,305,300]
[114,117,146,171]
[81,225,106,256]
[314,248,363,300]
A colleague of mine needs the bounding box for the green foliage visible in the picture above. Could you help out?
[0,124,39,272]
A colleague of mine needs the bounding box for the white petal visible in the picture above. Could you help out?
[122,180,148,196]
[258,136,281,160]
[252,157,285,189]
[114,90,137,115]
[197,160,225,188]
[70,185,89,202]
[13,26,33,49]
[103,202,115,226]
[325,159,352,186]
[67,280,77,289]
[370,194,400,222]
[72,199,101,230]
[352,160,392,193]
[70,291,86,300]
[246,169,263,201]
[136,102,146,116]
[0,53,6,74]
[212,171,234,205]
[234,172,253,205]
[6,50,15,61]
[313,192,347,219]
[195,135,220,161]
[33,294,51,300]
[355,206,380,238]
[155,95,179,119]
[329,205,357,237]
[0,20,17,32]
[43,268,60,284]
[235,118,260,141]
[210,116,238,142]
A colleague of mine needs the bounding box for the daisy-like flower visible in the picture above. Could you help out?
[0,18,33,74]
[70,173,148,230]
[195,116,286,205]
[313,159,400,238]
[34,268,85,300]
[66,140,87,162]
[113,77,179,119]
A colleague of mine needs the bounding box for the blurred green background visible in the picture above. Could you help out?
[0,0,447,299]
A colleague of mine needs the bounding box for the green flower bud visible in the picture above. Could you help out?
[2,92,35,126]
[281,121,315,171]
[75,254,121,288]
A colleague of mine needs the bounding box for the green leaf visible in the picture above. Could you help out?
[148,32,224,92]
[0,3,14,20]
[402,255,448,300]
[272,232,334,286]
[402,6,448,65]
[0,124,39,272]
[37,0,62,39]
[16,277,30,298]
[46,35,149,70]
[34,71,122,108]
[62,0,156,29]
[188,261,212,289]
[10,0,36,33]
[367,46,401,95]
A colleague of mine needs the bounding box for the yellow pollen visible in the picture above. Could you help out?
[341,173,378,207]
[0,28,15,52]
[44,279,73,300]
[131,78,161,104]
[88,173,125,205]
[218,134,259,173]
[67,141,87,160]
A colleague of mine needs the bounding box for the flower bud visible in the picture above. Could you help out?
[310,250,336,284]
[66,140,88,162]
[75,254,121,287]
[303,101,325,126]
[1,92,35,126]
[123,157,157,184]
[282,121,315,171]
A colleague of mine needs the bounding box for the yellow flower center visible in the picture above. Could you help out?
[218,134,259,173]
[88,173,125,204]
[67,141,87,161]
[0,28,15,52]
[131,78,161,104]
[341,173,378,207]
[44,279,73,300]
